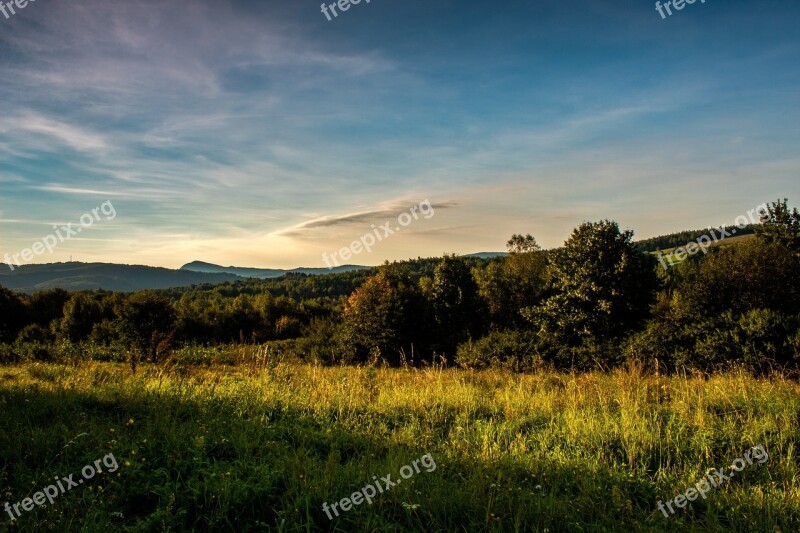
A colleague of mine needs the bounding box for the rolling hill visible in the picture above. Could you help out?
[180,261,371,279]
[0,262,242,293]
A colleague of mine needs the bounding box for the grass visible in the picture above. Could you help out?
[650,234,755,266]
[0,361,798,532]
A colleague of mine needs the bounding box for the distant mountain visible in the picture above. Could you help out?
[180,261,372,279]
[0,262,242,293]
[0,254,506,294]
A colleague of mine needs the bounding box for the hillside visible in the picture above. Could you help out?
[635,224,756,253]
[0,227,757,294]
[0,262,241,293]
[180,260,371,278]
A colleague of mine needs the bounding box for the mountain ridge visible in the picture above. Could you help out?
[179,260,370,278]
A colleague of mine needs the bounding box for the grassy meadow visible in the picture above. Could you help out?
[0,361,799,532]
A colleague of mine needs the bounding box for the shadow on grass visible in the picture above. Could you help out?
[0,375,791,533]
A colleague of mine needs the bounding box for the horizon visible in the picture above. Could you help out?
[1,0,799,269]
[0,216,757,272]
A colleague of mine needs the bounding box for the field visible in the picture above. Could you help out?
[650,234,756,266]
[1,362,799,532]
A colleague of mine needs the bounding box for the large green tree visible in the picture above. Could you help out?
[26,288,70,328]
[474,234,547,328]
[526,220,657,366]
[58,293,106,342]
[429,255,485,355]
[115,291,176,370]
[342,264,426,365]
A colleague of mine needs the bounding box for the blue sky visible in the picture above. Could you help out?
[0,0,798,268]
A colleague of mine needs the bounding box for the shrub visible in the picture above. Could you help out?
[14,342,54,362]
[296,318,350,365]
[455,330,541,371]
[0,343,20,365]
[629,310,800,374]
[16,324,53,345]
[734,309,799,372]
[624,319,682,372]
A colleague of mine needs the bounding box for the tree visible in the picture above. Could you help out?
[756,198,800,253]
[429,255,485,355]
[507,234,539,254]
[115,291,175,371]
[58,293,105,342]
[526,220,657,367]
[674,239,800,317]
[26,288,70,327]
[342,264,426,365]
[475,234,548,328]
[0,286,26,343]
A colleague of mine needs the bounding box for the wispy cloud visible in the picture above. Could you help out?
[279,201,458,237]
[0,0,797,267]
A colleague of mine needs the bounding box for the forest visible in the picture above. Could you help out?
[2,199,799,375]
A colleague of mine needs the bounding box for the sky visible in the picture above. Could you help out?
[0,0,798,269]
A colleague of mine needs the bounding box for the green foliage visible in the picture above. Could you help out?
[429,255,485,354]
[15,323,52,344]
[58,293,107,342]
[296,317,349,365]
[755,198,800,252]
[0,342,19,364]
[26,288,70,327]
[13,324,54,363]
[627,308,800,374]
[473,235,547,329]
[2,202,799,374]
[675,239,800,317]
[114,291,176,369]
[0,286,26,343]
[455,329,540,371]
[526,220,658,367]
[734,309,799,371]
[342,265,427,365]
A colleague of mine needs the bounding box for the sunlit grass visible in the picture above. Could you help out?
[1,361,798,531]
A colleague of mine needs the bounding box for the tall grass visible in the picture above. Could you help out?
[0,362,798,531]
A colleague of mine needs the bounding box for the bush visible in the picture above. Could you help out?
[169,345,236,366]
[734,309,799,372]
[0,343,20,365]
[296,318,350,365]
[624,319,681,371]
[13,341,53,362]
[456,330,541,371]
[89,319,119,346]
[628,310,800,374]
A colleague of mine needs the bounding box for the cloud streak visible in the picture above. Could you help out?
[278,201,458,237]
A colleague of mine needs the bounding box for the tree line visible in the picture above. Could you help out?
[1,199,799,374]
